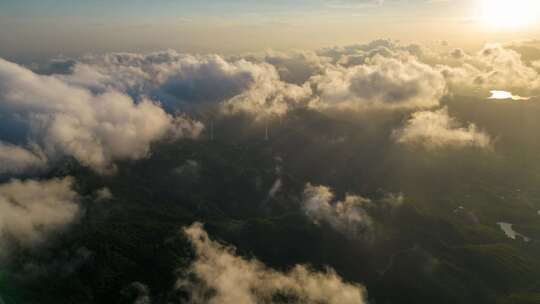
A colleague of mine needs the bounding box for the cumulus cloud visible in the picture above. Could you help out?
[69,51,280,105]
[393,107,491,149]
[178,222,367,304]
[318,39,397,60]
[155,55,264,105]
[310,41,540,107]
[221,66,312,118]
[318,39,430,66]
[47,51,313,119]
[23,41,540,130]
[262,50,329,85]
[61,43,446,118]
[301,183,374,239]
[488,90,531,101]
[309,55,446,111]
[0,177,80,252]
[438,44,540,96]
[0,58,203,174]
[0,142,47,175]
[533,60,540,71]
[449,48,466,60]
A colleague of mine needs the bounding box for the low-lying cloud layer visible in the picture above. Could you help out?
[5,39,535,162]
[0,58,203,174]
[178,222,367,304]
[301,183,404,239]
[1,38,539,303]
[394,107,491,149]
[309,55,446,110]
[440,44,540,96]
[0,39,528,266]
[302,183,374,239]
[0,177,80,253]
[4,39,506,176]
[26,40,540,113]
[0,142,47,175]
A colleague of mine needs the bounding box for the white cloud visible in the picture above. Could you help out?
[0,58,203,174]
[178,222,367,304]
[0,177,80,252]
[263,50,330,84]
[302,183,374,238]
[488,90,531,101]
[32,41,540,120]
[393,107,491,149]
[20,41,540,136]
[51,51,313,119]
[310,55,446,111]
[0,142,47,175]
[532,60,540,71]
[438,44,540,96]
[223,76,311,118]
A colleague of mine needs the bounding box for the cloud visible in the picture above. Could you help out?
[33,58,77,76]
[55,44,446,119]
[488,90,531,101]
[0,142,47,175]
[47,51,313,119]
[222,79,311,118]
[533,60,540,71]
[25,41,458,121]
[318,39,428,65]
[393,107,491,149]
[262,50,330,85]
[0,177,80,253]
[438,44,540,96]
[68,51,286,105]
[268,178,282,198]
[0,58,203,174]
[94,187,113,202]
[157,55,263,105]
[23,41,540,132]
[449,48,466,60]
[178,222,367,304]
[301,183,374,239]
[309,54,446,111]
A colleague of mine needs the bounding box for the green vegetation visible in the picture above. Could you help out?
[5,107,540,303]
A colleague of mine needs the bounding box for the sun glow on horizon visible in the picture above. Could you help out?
[481,0,539,30]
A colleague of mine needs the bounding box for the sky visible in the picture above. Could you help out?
[2,2,540,302]
[1,0,540,62]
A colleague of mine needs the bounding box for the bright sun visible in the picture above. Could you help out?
[481,0,539,29]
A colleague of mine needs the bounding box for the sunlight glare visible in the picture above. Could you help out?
[488,90,530,100]
[481,0,539,29]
